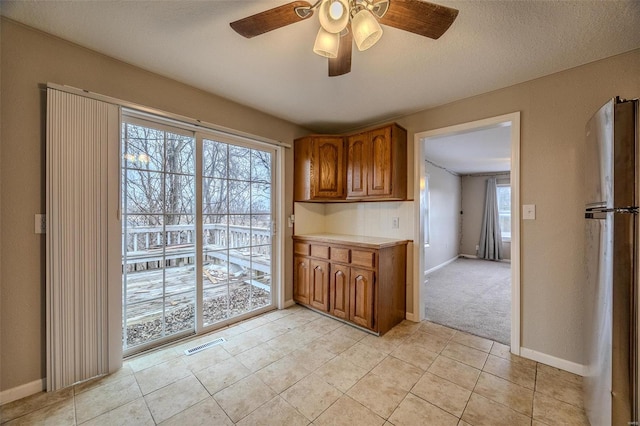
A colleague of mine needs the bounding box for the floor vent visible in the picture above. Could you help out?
[184,337,226,356]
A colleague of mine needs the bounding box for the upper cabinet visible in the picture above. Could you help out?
[347,124,406,200]
[294,136,346,201]
[295,123,407,202]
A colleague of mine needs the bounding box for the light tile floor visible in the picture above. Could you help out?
[1,305,590,425]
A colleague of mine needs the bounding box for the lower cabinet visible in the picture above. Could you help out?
[349,267,375,330]
[310,259,329,311]
[330,262,350,321]
[293,255,310,305]
[293,235,407,335]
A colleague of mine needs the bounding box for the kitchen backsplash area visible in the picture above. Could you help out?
[294,201,414,240]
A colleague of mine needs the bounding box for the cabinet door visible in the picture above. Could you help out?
[293,255,310,305]
[349,267,376,330]
[312,137,345,199]
[368,127,392,196]
[330,263,350,320]
[310,259,330,311]
[346,133,368,198]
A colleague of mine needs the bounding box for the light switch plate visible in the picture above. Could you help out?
[523,204,536,220]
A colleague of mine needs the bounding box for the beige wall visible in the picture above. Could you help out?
[2,15,640,393]
[424,163,461,271]
[460,173,511,260]
[396,49,640,364]
[0,19,308,391]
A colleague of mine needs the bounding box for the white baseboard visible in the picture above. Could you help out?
[520,347,586,377]
[459,254,511,264]
[424,255,459,277]
[458,254,478,259]
[0,378,45,405]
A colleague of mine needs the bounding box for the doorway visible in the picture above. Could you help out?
[413,112,521,353]
[121,113,277,355]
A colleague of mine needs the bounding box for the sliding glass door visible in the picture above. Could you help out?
[122,119,197,352]
[201,139,274,326]
[122,114,276,354]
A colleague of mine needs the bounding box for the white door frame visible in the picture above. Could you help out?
[412,111,521,354]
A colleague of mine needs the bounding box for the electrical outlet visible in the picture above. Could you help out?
[392,217,400,229]
[35,214,46,234]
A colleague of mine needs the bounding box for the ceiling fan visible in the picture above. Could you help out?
[230,0,458,77]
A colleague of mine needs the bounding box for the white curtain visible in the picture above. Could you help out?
[478,178,503,260]
[46,88,122,391]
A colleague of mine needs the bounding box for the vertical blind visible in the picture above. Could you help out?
[46,88,122,391]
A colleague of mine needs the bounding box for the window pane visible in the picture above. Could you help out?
[252,149,271,183]
[229,215,252,249]
[499,214,511,237]
[204,215,228,248]
[252,215,272,248]
[125,170,164,214]
[497,186,511,213]
[124,214,163,255]
[496,185,511,237]
[228,145,251,181]
[229,180,251,214]
[165,293,195,335]
[251,182,271,214]
[166,134,195,175]
[203,178,227,214]
[165,174,195,214]
[124,124,163,171]
[203,140,227,178]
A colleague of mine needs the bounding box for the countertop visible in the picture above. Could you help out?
[293,233,410,249]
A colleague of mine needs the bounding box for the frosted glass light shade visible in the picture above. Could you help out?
[352,9,383,51]
[318,0,349,33]
[313,27,340,58]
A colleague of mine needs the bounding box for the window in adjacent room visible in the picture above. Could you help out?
[496,184,511,241]
[424,175,431,247]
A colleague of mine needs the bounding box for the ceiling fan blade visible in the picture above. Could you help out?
[329,25,352,77]
[378,0,459,39]
[230,1,313,38]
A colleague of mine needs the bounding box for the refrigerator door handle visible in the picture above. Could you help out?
[586,207,639,214]
[585,207,638,219]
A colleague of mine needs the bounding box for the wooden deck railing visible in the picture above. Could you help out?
[123,223,271,273]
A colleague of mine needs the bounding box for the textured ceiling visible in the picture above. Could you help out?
[2,1,640,133]
[424,125,511,174]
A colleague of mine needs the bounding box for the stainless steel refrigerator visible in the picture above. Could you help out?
[584,97,638,426]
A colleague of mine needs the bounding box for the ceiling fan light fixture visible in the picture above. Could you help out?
[352,9,383,51]
[318,0,349,33]
[313,27,340,58]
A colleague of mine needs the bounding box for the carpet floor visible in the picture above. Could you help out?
[424,257,511,344]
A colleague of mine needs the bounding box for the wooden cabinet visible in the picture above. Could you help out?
[309,259,329,311]
[330,262,350,320]
[293,255,310,305]
[294,136,345,201]
[293,235,407,335]
[346,132,368,198]
[294,123,407,202]
[347,124,407,200]
[349,267,375,329]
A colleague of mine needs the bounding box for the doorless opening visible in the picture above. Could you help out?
[413,112,521,353]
